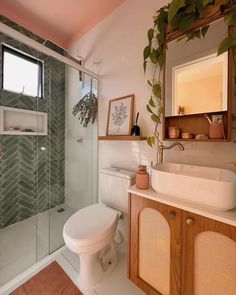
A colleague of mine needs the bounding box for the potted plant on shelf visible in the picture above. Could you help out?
[144,0,236,148]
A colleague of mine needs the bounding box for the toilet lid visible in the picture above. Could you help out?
[63,204,119,246]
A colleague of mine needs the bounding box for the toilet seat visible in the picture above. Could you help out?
[63,204,119,249]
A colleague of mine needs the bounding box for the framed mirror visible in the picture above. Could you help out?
[164,18,233,141]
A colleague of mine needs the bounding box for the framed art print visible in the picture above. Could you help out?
[106,94,134,136]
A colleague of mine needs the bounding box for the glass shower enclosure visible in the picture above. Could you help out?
[0,28,98,288]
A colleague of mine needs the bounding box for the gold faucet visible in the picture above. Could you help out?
[158,142,184,163]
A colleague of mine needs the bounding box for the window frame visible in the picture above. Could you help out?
[1,43,44,98]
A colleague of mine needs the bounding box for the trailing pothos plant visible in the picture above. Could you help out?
[144,0,236,147]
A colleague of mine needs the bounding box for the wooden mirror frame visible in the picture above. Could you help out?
[163,13,233,142]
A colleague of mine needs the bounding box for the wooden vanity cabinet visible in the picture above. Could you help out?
[182,211,236,295]
[129,194,236,295]
[128,194,182,295]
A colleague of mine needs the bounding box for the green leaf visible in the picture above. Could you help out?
[147,136,156,147]
[149,97,155,107]
[185,0,196,13]
[143,60,147,72]
[157,8,168,33]
[186,29,201,42]
[225,9,236,26]
[147,80,153,87]
[201,25,209,38]
[196,1,202,15]
[179,15,195,31]
[196,1,204,17]
[151,114,161,123]
[150,49,159,64]
[151,136,156,145]
[202,0,211,7]
[217,36,236,55]
[168,0,186,22]
[143,45,151,60]
[156,32,164,45]
[153,83,162,98]
[146,104,153,113]
[193,29,201,39]
[148,28,154,42]
[169,12,185,30]
[147,136,153,147]
[158,52,165,69]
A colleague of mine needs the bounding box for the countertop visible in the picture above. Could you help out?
[128,185,236,227]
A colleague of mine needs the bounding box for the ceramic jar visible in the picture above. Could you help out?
[209,122,224,139]
[168,127,180,139]
[136,165,149,190]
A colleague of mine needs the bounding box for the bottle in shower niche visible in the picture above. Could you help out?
[136,165,149,190]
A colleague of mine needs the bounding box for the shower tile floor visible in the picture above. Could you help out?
[0,204,75,287]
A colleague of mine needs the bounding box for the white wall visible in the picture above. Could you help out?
[71,0,236,176]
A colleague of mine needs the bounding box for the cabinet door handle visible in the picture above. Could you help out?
[186,218,195,225]
[169,211,176,219]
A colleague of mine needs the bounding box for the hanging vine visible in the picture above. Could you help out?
[144,0,236,147]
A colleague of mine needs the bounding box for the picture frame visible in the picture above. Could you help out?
[106,94,134,136]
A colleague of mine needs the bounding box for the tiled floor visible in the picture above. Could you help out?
[57,244,145,295]
[1,240,145,295]
[0,204,75,287]
[0,204,145,295]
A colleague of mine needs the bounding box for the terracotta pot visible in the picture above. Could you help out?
[136,165,149,190]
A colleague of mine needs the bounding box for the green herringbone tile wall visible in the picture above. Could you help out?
[0,17,65,229]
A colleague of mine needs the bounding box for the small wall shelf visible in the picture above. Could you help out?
[98,135,147,141]
[0,106,48,136]
[164,138,228,142]
[164,111,230,142]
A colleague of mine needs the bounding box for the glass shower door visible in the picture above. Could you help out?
[48,59,98,254]
[0,38,42,286]
[0,30,98,289]
[35,50,51,261]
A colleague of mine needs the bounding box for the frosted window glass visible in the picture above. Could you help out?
[2,47,42,97]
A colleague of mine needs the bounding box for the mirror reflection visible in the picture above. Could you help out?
[165,19,228,117]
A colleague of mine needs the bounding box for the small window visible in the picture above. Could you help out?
[1,45,43,98]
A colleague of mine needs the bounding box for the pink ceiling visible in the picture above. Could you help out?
[0,0,126,48]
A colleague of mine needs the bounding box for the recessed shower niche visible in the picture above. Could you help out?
[0,106,48,135]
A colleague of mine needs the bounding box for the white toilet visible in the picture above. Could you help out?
[63,167,135,290]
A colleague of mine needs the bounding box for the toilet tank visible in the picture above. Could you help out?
[99,167,136,213]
